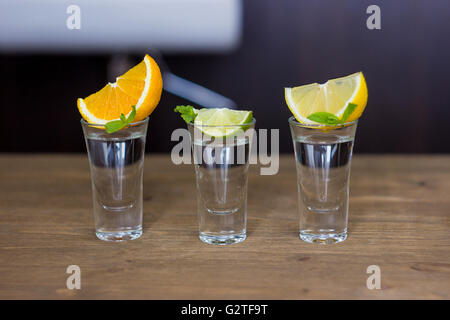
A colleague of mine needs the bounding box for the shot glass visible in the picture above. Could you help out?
[289,117,358,244]
[81,118,148,241]
[187,120,256,245]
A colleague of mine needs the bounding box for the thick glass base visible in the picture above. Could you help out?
[95,228,142,242]
[199,233,246,245]
[299,231,347,244]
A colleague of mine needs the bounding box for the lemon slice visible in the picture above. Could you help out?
[285,72,368,124]
[194,108,253,137]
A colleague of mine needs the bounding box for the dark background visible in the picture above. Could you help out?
[1,0,449,153]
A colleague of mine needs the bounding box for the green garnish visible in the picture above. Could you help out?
[307,112,341,125]
[340,103,357,123]
[105,105,137,133]
[307,103,357,125]
[174,105,198,124]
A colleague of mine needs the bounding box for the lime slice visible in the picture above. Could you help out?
[194,108,253,137]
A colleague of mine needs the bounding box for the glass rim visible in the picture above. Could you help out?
[187,117,256,128]
[80,117,149,127]
[288,116,358,128]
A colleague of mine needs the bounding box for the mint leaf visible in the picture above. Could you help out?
[307,112,341,125]
[174,105,198,123]
[105,105,137,133]
[127,105,136,123]
[307,103,358,126]
[105,120,126,133]
[341,103,357,123]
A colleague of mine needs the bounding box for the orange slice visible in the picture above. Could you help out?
[77,54,163,124]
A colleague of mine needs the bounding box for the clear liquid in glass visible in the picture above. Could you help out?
[86,132,145,241]
[192,138,250,245]
[294,134,354,244]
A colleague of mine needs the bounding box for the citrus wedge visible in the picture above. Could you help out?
[285,72,367,125]
[194,108,253,137]
[77,54,163,124]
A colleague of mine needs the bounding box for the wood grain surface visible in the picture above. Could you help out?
[0,154,449,299]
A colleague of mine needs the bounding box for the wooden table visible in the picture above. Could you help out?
[0,154,449,299]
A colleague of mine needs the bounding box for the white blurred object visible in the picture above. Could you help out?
[163,73,236,108]
[0,0,242,53]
